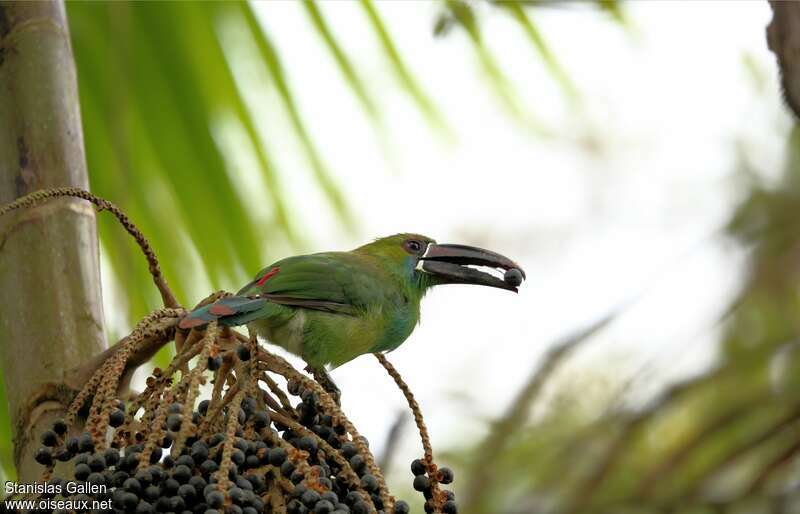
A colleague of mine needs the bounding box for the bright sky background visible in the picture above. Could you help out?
[120,0,792,491]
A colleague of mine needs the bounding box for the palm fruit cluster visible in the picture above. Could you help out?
[409,459,456,514]
[20,310,453,513]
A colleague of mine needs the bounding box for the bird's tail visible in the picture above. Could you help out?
[178,296,267,330]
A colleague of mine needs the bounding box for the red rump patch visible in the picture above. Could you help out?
[209,303,236,316]
[256,267,280,287]
[179,317,206,330]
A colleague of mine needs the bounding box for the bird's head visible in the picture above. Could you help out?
[356,233,526,293]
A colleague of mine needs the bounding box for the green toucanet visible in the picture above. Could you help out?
[180,234,524,369]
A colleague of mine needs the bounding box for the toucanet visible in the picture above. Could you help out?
[180,234,524,389]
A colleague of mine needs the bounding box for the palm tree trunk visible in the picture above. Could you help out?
[768,1,800,119]
[0,0,105,481]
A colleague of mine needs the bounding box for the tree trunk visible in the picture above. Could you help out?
[768,1,800,120]
[0,0,105,481]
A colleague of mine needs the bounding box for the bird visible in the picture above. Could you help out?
[179,233,524,395]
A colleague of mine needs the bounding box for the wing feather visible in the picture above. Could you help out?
[237,252,383,315]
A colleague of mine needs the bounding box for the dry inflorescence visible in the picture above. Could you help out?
[4,189,455,514]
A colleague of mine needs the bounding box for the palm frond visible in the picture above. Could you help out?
[240,3,355,231]
[359,0,447,132]
[503,2,580,103]
[302,0,380,121]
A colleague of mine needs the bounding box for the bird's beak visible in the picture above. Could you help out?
[417,243,526,292]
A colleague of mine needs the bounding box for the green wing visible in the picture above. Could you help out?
[237,252,384,315]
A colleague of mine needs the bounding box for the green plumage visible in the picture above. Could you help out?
[184,234,434,368]
[180,233,522,369]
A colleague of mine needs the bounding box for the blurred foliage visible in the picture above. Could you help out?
[439,126,800,514]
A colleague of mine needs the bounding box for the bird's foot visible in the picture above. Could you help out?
[305,365,341,406]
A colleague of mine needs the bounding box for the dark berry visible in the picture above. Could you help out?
[206,490,224,508]
[54,448,72,462]
[231,449,245,466]
[66,436,79,454]
[74,462,91,480]
[87,472,105,487]
[245,454,259,469]
[88,454,106,471]
[413,474,430,492]
[34,447,52,466]
[360,474,378,492]
[161,433,173,448]
[171,496,186,511]
[166,413,183,432]
[198,399,210,416]
[201,459,218,474]
[207,355,222,371]
[148,446,162,463]
[209,432,225,447]
[190,475,208,492]
[52,419,67,435]
[236,344,251,361]
[174,464,192,483]
[442,500,458,514]
[122,492,139,509]
[41,430,58,447]
[154,497,171,512]
[352,501,369,514]
[132,470,151,488]
[314,500,334,514]
[341,442,357,459]
[148,465,165,484]
[163,477,180,495]
[395,501,410,514]
[297,436,317,453]
[178,483,196,501]
[411,458,426,476]
[291,470,305,484]
[136,501,154,514]
[177,454,195,467]
[269,447,287,466]
[229,486,245,504]
[143,485,160,502]
[349,455,365,473]
[109,409,125,427]
[504,267,524,287]
[111,470,130,487]
[439,467,454,484]
[281,460,295,478]
[252,411,270,429]
[123,477,142,494]
[78,432,94,453]
[104,448,120,467]
[242,397,257,416]
[301,489,321,507]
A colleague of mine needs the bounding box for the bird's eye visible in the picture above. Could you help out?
[405,240,423,254]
